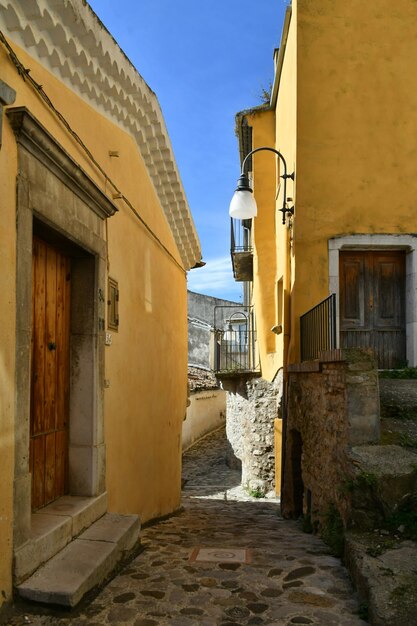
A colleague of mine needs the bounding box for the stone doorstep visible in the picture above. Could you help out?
[16,513,140,607]
[345,534,417,625]
[14,493,108,584]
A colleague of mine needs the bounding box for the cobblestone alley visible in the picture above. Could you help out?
[2,427,367,626]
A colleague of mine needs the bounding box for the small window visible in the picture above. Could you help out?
[107,277,119,331]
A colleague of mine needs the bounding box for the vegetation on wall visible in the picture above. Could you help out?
[386,494,417,541]
[379,367,417,379]
[343,471,378,493]
[320,503,345,558]
[259,82,272,104]
[245,484,265,498]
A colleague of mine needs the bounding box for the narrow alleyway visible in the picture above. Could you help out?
[3,427,367,626]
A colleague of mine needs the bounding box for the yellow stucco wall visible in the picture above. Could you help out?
[249,108,279,382]
[274,5,297,373]
[0,43,181,263]
[233,0,417,519]
[248,0,417,367]
[290,0,417,362]
[104,209,188,519]
[0,35,191,599]
[246,4,297,382]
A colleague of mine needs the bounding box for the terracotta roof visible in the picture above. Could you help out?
[188,366,220,393]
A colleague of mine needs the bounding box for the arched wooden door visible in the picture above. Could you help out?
[30,237,71,511]
[339,251,406,369]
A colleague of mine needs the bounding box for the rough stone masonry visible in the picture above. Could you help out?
[225,371,283,495]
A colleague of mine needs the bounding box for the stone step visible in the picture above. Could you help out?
[16,513,140,607]
[379,378,417,419]
[14,493,108,584]
[348,444,417,529]
[345,532,417,625]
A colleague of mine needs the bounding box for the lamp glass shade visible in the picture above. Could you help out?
[223,326,234,342]
[229,190,258,219]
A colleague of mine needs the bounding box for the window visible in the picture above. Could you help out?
[107,277,119,331]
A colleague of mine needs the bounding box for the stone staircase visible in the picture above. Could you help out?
[346,377,417,532]
[14,494,140,607]
[342,377,417,625]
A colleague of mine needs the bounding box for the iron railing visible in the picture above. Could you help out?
[213,305,259,374]
[230,217,252,254]
[230,218,253,281]
[300,294,337,361]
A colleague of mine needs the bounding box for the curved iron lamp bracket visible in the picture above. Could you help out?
[240,146,295,224]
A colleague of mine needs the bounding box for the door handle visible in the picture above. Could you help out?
[47,342,57,351]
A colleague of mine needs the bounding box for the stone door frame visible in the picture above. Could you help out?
[8,107,117,548]
[329,234,417,367]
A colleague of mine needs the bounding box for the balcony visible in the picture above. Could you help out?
[213,306,260,377]
[231,218,253,282]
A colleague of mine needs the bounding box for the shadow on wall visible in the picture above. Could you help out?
[183,367,226,451]
[288,428,304,519]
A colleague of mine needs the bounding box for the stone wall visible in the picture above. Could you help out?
[188,321,212,369]
[188,291,242,327]
[187,291,243,369]
[282,349,379,527]
[224,371,283,495]
[379,378,417,420]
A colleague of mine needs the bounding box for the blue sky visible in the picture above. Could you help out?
[89,1,288,301]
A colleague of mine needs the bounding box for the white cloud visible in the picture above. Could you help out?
[187,256,243,302]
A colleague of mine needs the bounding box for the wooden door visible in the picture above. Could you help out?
[30,237,71,511]
[340,251,406,368]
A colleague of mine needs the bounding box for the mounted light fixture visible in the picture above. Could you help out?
[223,311,248,342]
[229,146,294,224]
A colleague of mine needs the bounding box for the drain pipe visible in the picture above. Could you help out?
[280,219,293,512]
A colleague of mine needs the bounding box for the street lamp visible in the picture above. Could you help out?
[223,311,249,342]
[229,147,294,224]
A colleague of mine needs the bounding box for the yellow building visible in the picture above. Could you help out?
[224,0,417,503]
[0,0,200,606]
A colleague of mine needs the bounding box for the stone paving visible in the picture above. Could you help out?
[2,426,368,626]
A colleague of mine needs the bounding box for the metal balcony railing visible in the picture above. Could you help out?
[231,217,252,253]
[300,294,337,361]
[213,305,259,375]
[230,218,253,281]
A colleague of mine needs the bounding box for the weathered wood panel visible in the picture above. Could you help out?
[56,254,70,432]
[55,430,68,497]
[31,435,45,511]
[30,237,70,510]
[32,239,46,436]
[44,246,57,433]
[44,431,56,504]
[340,251,405,368]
